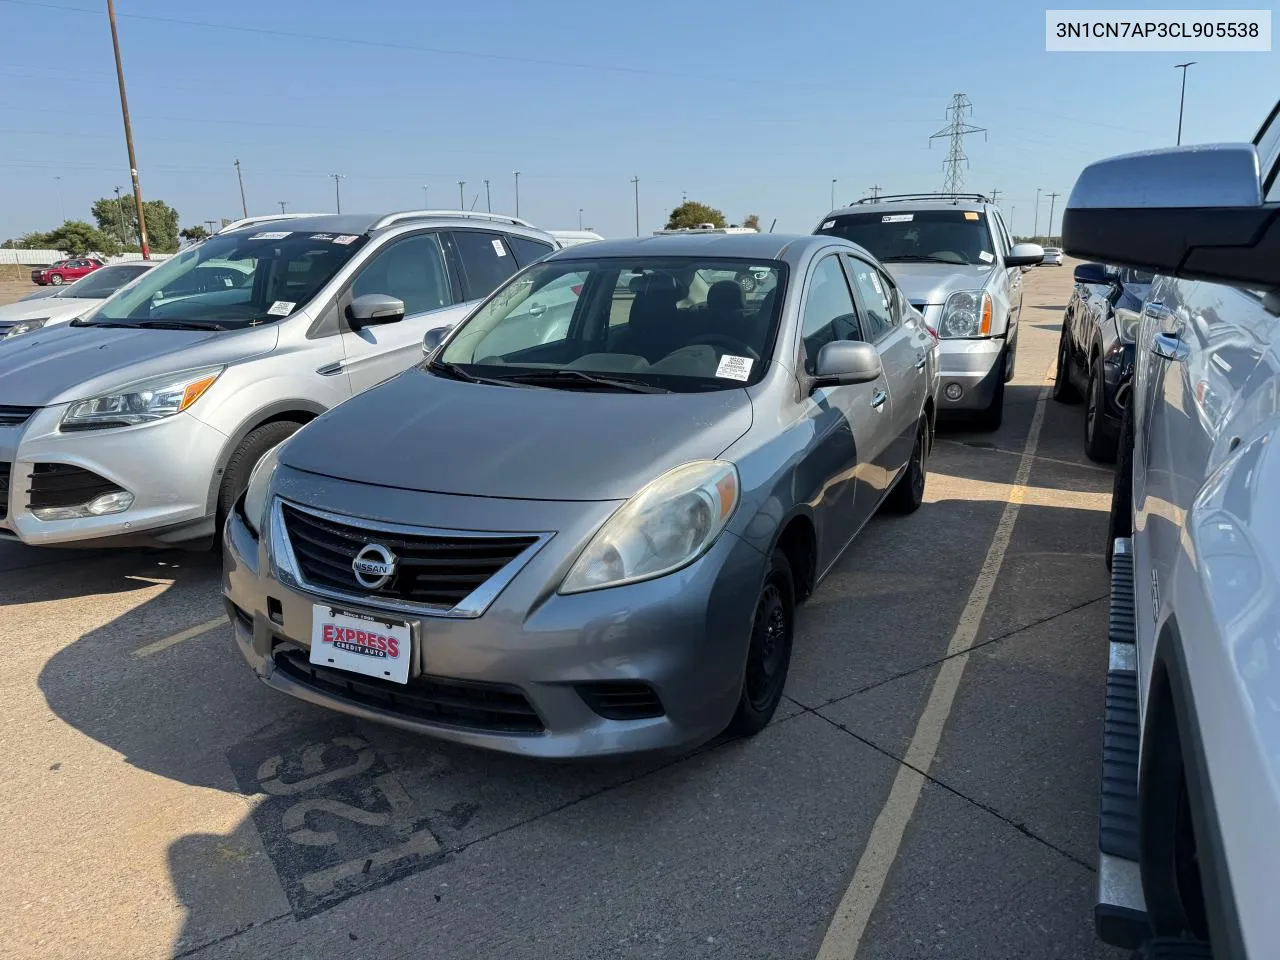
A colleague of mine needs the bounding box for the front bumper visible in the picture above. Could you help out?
[0,405,227,547]
[223,487,768,759]
[935,336,1005,412]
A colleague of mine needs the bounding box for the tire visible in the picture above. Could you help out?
[973,359,1005,432]
[726,549,795,736]
[1084,355,1119,463]
[884,418,928,514]
[1051,322,1081,403]
[49,273,64,285]
[1106,398,1135,571]
[737,273,757,294]
[215,420,303,533]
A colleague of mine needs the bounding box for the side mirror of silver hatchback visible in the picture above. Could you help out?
[812,340,883,388]
[349,293,405,328]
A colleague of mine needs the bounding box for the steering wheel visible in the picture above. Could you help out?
[688,334,759,361]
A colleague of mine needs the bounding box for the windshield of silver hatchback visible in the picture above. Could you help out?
[432,258,785,393]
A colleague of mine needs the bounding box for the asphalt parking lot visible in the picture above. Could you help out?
[0,262,1125,960]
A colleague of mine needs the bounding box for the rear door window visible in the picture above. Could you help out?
[506,235,556,268]
[451,230,519,300]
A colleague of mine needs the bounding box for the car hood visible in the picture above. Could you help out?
[0,297,97,324]
[0,323,280,407]
[882,262,997,305]
[281,367,755,502]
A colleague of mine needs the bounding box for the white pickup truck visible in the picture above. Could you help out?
[1063,101,1280,958]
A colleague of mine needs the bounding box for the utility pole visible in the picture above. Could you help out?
[1046,192,1061,242]
[107,0,150,258]
[278,201,287,214]
[631,176,640,237]
[421,184,429,207]
[929,93,986,196]
[233,159,248,218]
[578,208,583,230]
[868,185,882,201]
[458,180,466,207]
[830,178,837,209]
[513,171,520,217]
[1033,187,1042,237]
[114,186,128,244]
[484,179,491,212]
[330,173,344,213]
[204,219,217,236]
[1174,61,1196,145]
[989,187,1001,206]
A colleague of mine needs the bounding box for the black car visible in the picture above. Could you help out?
[1051,261,1155,461]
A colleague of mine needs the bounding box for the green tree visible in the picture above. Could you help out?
[742,214,761,230]
[665,201,727,230]
[90,196,181,252]
[179,225,210,243]
[21,220,122,257]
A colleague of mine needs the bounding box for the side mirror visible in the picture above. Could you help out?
[812,340,882,388]
[422,323,454,356]
[1004,243,1044,268]
[348,293,405,328]
[1073,262,1112,285]
[1062,141,1277,288]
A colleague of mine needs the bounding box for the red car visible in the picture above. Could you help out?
[31,257,105,286]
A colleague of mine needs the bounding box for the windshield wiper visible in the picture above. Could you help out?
[878,254,965,264]
[496,369,671,393]
[427,359,529,388]
[70,319,143,328]
[132,319,228,331]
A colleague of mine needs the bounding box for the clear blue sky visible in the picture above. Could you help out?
[1,0,1275,240]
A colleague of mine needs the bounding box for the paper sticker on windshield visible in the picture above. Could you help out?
[248,231,291,240]
[491,239,507,257]
[963,211,980,220]
[978,251,994,263]
[309,233,334,241]
[716,355,754,382]
[332,235,359,245]
[821,220,836,230]
[881,214,913,223]
[867,271,886,297]
[267,300,296,316]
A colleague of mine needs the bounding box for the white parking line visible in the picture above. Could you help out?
[816,362,1055,960]
[133,617,226,658]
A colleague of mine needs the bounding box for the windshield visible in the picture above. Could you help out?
[817,209,996,266]
[82,229,369,329]
[436,257,786,392]
[54,264,151,299]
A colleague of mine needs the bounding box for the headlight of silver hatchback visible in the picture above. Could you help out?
[4,318,48,339]
[560,460,739,594]
[61,366,223,431]
[938,290,992,338]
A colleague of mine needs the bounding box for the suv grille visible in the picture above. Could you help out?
[272,643,544,733]
[0,462,10,521]
[281,503,540,609]
[0,406,38,428]
[28,463,125,510]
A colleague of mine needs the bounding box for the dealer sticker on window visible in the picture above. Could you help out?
[881,214,913,223]
[491,238,506,256]
[978,251,994,263]
[716,354,754,382]
[332,235,359,245]
[821,220,836,230]
[267,300,296,316]
[248,231,291,240]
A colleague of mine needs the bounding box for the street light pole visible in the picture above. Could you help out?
[106,0,150,258]
[278,201,287,214]
[578,208,583,230]
[1033,187,1041,238]
[458,181,466,207]
[631,176,640,237]
[233,159,248,218]
[1174,61,1196,145]
[830,178,837,209]
[330,173,344,213]
[513,171,520,217]
[421,184,429,207]
[484,179,491,212]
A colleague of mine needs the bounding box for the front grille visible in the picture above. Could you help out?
[28,463,125,510]
[0,462,10,521]
[576,681,665,721]
[0,406,38,428]
[281,502,539,609]
[272,643,544,733]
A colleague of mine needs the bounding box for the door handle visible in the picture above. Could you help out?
[1152,332,1189,363]
[528,302,546,317]
[870,389,888,410]
[914,354,926,371]
[316,359,349,376]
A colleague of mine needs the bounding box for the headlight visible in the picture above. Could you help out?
[1115,307,1140,344]
[242,443,283,537]
[61,366,223,431]
[939,290,992,338]
[560,460,739,594]
[4,318,48,339]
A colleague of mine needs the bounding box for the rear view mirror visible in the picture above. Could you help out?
[349,293,405,328]
[1005,243,1044,268]
[812,340,883,388]
[1062,138,1278,288]
[422,323,453,356]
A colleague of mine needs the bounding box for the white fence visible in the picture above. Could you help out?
[0,249,175,267]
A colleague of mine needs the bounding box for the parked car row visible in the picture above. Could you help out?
[0,261,155,339]
[1062,99,1280,959]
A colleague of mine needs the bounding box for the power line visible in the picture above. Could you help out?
[928,93,986,196]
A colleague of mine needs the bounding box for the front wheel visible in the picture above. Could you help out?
[726,550,795,736]
[884,418,928,514]
[215,420,303,536]
[1051,323,1081,403]
[1084,356,1119,463]
[49,273,64,285]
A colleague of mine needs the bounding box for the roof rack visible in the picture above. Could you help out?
[371,210,536,230]
[852,192,992,205]
[216,213,325,234]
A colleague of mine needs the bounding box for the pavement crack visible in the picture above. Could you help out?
[817,593,1109,711]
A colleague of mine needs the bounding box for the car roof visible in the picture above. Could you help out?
[825,197,991,216]
[545,232,863,264]
[216,211,556,241]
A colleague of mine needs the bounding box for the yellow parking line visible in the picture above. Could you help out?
[133,617,226,658]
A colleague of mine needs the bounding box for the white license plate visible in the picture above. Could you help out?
[309,604,412,685]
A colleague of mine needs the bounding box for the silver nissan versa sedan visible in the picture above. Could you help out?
[223,233,940,757]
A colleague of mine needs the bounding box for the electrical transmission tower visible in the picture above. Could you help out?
[929,94,986,196]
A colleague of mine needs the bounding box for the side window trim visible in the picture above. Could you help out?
[794,252,864,371]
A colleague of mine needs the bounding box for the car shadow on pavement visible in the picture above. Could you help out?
[1,545,215,605]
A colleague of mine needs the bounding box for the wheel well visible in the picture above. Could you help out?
[206,408,321,515]
[775,516,817,602]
